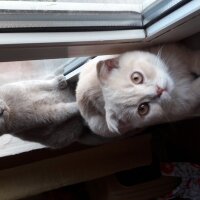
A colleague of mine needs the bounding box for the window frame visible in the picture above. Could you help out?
[0,0,198,62]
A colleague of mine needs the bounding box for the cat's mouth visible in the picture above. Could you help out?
[156,79,174,98]
[155,85,172,103]
[156,85,167,97]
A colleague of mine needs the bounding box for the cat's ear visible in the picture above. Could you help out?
[97,58,119,83]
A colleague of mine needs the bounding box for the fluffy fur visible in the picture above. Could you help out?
[14,115,83,148]
[0,61,84,148]
[0,75,79,134]
[76,43,200,137]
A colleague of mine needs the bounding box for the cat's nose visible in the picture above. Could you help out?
[156,86,166,97]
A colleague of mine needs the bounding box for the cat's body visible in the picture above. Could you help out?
[0,75,79,135]
[14,115,83,148]
[0,61,85,148]
[76,43,200,137]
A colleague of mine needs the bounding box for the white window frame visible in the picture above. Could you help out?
[0,0,198,62]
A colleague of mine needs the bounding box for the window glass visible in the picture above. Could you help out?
[0,0,148,31]
[0,57,89,85]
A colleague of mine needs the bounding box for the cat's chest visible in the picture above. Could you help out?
[29,89,70,105]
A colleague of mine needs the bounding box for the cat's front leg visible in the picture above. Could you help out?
[0,100,10,134]
[86,115,117,137]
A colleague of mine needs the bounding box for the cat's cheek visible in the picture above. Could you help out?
[148,108,165,125]
[105,110,120,134]
[166,76,175,94]
[106,117,120,134]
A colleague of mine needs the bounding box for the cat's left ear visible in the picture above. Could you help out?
[97,57,119,83]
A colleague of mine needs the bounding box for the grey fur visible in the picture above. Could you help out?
[0,75,84,148]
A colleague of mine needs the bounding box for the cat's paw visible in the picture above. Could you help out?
[56,75,68,89]
[0,100,9,117]
[0,100,9,130]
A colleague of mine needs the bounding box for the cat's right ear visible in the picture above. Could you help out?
[97,58,119,83]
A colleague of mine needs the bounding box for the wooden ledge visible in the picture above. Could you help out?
[0,134,152,200]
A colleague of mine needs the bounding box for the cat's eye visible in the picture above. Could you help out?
[138,103,149,116]
[131,72,143,84]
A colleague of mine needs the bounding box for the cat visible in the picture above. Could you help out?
[0,75,79,135]
[0,60,86,148]
[76,43,200,138]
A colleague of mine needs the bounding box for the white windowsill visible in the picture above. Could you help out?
[0,30,145,46]
[0,134,44,158]
[0,1,142,12]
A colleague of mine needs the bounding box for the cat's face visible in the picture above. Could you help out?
[97,51,174,135]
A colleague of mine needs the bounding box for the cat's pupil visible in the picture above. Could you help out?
[138,103,149,116]
[131,72,143,84]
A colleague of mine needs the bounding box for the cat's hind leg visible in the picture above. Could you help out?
[34,75,68,91]
[56,75,68,89]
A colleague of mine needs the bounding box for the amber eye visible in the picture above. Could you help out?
[138,103,149,116]
[131,72,143,84]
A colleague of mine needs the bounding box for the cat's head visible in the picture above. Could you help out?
[97,51,174,136]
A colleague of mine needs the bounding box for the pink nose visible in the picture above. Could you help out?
[156,86,166,97]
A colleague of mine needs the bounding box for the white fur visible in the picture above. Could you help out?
[76,44,200,137]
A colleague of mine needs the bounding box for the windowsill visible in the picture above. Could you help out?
[0,134,152,200]
[0,134,44,158]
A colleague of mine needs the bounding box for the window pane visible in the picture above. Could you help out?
[0,57,91,85]
[143,0,190,26]
[0,0,188,32]
[0,0,144,31]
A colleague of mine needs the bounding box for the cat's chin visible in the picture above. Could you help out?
[159,91,172,108]
[162,91,171,99]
